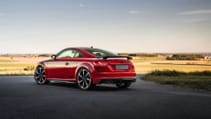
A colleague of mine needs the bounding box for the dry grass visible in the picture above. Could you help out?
[132,57,211,74]
[142,70,211,90]
[1,56,211,75]
[0,56,47,75]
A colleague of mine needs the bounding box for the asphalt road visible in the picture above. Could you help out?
[0,75,211,119]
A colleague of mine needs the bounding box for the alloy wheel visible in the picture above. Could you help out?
[77,68,92,90]
[34,66,48,85]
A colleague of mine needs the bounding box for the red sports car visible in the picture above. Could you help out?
[34,47,136,90]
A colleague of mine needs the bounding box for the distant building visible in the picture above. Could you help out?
[204,56,211,60]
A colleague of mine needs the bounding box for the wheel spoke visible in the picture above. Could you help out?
[35,69,39,74]
[85,81,90,88]
[40,78,43,82]
[42,77,46,82]
[82,81,85,88]
[83,69,87,76]
[38,67,42,73]
[78,75,83,81]
[85,72,89,77]
[78,77,83,83]
[41,69,45,73]
[87,77,91,81]
[78,74,83,78]
[35,75,39,80]
[86,79,91,85]
[78,79,83,83]
[84,80,88,86]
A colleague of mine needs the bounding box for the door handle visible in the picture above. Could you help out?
[65,62,69,65]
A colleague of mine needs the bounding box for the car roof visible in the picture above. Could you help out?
[65,47,103,51]
[62,47,97,58]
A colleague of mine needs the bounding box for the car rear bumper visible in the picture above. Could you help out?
[92,72,136,84]
[99,78,136,84]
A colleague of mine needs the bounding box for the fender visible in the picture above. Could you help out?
[74,62,95,79]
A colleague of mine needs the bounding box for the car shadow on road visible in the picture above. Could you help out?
[48,82,134,92]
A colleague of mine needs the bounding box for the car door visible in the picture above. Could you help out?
[46,49,83,80]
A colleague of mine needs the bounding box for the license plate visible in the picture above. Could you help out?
[115,65,128,70]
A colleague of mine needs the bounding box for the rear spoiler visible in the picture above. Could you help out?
[103,56,133,60]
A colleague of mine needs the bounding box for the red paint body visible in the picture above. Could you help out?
[37,48,136,84]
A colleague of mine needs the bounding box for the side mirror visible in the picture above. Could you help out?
[51,55,56,60]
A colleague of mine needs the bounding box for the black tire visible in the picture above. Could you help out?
[34,66,49,85]
[77,68,93,90]
[116,82,131,89]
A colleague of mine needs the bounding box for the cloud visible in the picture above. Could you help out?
[79,3,85,8]
[178,9,211,15]
[128,10,141,15]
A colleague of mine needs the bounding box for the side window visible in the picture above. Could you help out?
[56,50,83,59]
[92,52,104,57]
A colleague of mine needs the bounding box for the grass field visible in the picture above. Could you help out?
[132,56,211,74]
[0,56,211,75]
[142,70,211,90]
[0,56,47,75]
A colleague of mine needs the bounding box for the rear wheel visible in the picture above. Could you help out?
[77,68,93,90]
[116,82,131,88]
[34,66,49,85]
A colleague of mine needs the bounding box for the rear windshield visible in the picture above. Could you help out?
[85,48,117,57]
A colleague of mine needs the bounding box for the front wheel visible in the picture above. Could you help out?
[116,82,131,89]
[77,68,93,90]
[34,66,49,85]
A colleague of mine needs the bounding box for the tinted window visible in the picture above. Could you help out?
[57,49,83,58]
[85,48,117,57]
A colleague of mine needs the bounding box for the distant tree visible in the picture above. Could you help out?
[166,54,203,60]
[38,54,52,57]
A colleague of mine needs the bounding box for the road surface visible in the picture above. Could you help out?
[0,75,211,119]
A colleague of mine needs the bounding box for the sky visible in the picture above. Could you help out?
[0,0,211,54]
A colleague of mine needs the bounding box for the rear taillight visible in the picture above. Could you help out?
[94,61,110,72]
[131,64,135,72]
[93,61,108,66]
